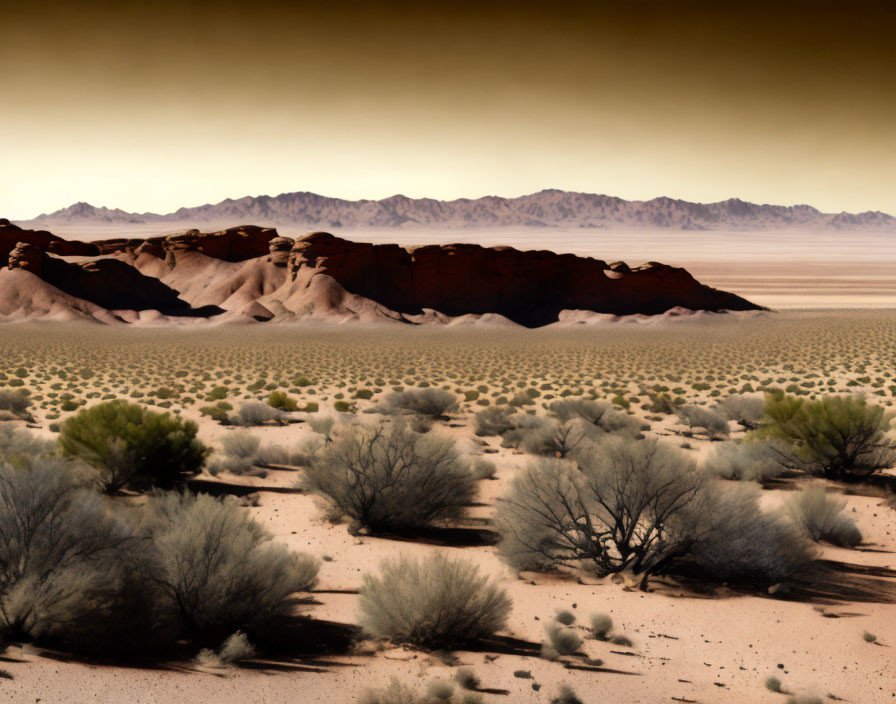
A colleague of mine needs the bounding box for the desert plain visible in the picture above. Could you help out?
[0,308,894,704]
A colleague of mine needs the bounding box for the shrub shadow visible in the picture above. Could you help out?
[368,526,499,548]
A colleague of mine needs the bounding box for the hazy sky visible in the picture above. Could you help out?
[3,0,895,219]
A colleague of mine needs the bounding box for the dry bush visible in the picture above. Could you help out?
[141,492,318,642]
[496,437,703,589]
[0,457,142,648]
[676,405,730,438]
[550,398,640,436]
[305,422,476,532]
[474,406,514,436]
[715,394,766,430]
[380,389,459,420]
[0,388,32,420]
[786,487,862,547]
[360,678,425,704]
[235,402,284,426]
[358,553,511,649]
[705,439,789,482]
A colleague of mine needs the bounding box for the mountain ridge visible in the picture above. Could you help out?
[18,190,896,231]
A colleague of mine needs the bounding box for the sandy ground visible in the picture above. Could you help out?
[3,391,896,703]
[29,223,896,310]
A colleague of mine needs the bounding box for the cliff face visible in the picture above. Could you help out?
[288,233,758,326]
[0,220,762,325]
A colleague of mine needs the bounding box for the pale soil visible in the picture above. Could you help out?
[2,314,896,703]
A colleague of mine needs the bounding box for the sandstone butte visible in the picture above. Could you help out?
[0,219,762,326]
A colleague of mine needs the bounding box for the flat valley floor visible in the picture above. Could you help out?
[1,311,895,703]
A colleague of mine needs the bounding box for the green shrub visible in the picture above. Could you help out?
[590,613,613,640]
[543,622,582,656]
[760,393,896,480]
[267,391,298,411]
[58,400,208,492]
[358,553,511,649]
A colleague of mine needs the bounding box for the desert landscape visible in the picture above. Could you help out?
[4,1,896,703]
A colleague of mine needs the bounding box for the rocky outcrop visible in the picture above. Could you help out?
[0,223,763,325]
[287,233,760,327]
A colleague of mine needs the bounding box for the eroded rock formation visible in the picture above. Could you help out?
[0,221,762,325]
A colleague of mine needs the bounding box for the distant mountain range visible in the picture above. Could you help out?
[16,190,896,231]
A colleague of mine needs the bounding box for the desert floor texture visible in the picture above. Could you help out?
[1,312,895,703]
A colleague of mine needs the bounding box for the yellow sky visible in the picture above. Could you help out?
[3,1,895,219]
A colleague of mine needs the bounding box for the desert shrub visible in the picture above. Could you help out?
[716,394,766,430]
[676,405,730,438]
[196,630,257,668]
[786,696,823,704]
[200,405,230,423]
[141,492,318,642]
[690,483,817,585]
[785,487,862,547]
[455,667,480,690]
[550,398,640,435]
[555,609,576,625]
[551,684,584,704]
[308,415,336,442]
[426,680,455,701]
[0,457,142,647]
[0,425,55,465]
[590,613,613,640]
[765,676,784,692]
[474,406,515,436]
[543,622,582,656]
[358,553,511,649]
[360,678,424,704]
[500,413,551,449]
[519,419,596,458]
[305,423,476,532]
[267,391,298,411]
[496,437,703,589]
[236,401,284,426]
[380,389,458,420]
[760,393,896,480]
[0,388,32,420]
[705,439,788,482]
[58,400,207,492]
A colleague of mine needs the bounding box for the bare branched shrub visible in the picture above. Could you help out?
[380,389,459,420]
[496,437,703,589]
[474,406,514,436]
[305,423,476,532]
[676,405,730,438]
[716,394,766,430]
[550,398,640,435]
[760,393,896,480]
[706,439,789,482]
[785,487,862,547]
[358,553,511,649]
[141,492,318,642]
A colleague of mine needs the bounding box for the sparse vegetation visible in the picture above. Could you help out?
[358,553,511,649]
